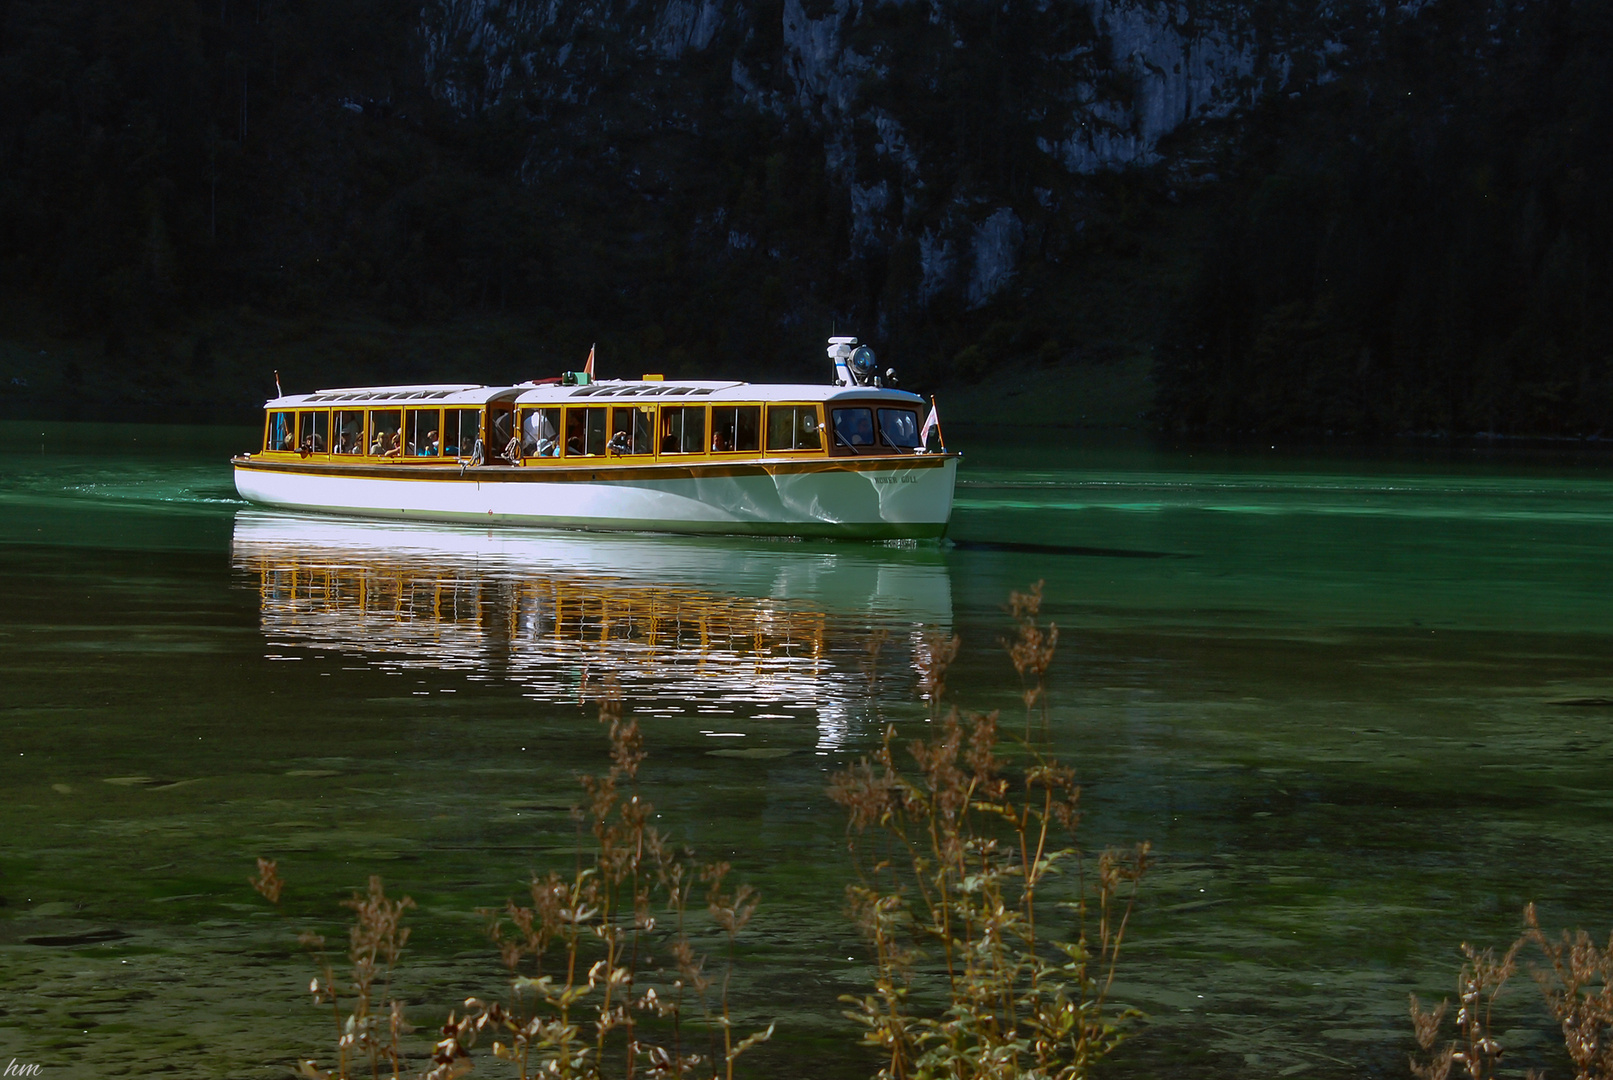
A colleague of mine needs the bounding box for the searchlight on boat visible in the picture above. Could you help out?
[828,337,897,389]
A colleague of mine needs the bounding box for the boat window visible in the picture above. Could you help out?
[444,409,480,457]
[766,405,822,451]
[832,407,876,447]
[877,408,921,449]
[266,411,296,452]
[405,408,442,457]
[660,405,706,454]
[333,410,365,455]
[489,407,516,461]
[610,406,655,456]
[564,406,608,456]
[369,408,403,457]
[521,407,561,457]
[297,410,329,454]
[711,405,760,453]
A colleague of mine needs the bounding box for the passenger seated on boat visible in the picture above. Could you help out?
[537,437,558,457]
[832,407,876,448]
[384,433,403,458]
[608,430,631,456]
[282,432,296,451]
[711,429,731,452]
[422,430,440,456]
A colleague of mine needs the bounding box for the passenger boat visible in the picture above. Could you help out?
[231,338,957,539]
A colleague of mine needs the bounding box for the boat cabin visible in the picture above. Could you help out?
[255,380,934,464]
[259,384,521,462]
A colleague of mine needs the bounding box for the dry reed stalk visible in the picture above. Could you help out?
[255,688,771,1080]
[1004,581,1058,740]
[1523,903,1613,1080]
[830,584,1148,1080]
[914,631,960,719]
[251,859,417,1080]
[442,687,772,1079]
[1408,938,1520,1080]
[1409,902,1613,1080]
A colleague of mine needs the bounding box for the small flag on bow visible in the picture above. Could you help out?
[919,397,944,451]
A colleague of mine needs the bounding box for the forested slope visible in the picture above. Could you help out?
[1157,0,1613,437]
[1,0,1607,435]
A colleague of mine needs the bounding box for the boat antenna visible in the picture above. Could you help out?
[273,369,283,397]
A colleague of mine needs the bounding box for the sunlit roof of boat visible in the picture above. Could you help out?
[266,384,523,407]
[513,380,925,404]
[263,380,927,408]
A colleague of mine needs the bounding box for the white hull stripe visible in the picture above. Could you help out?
[234,456,958,540]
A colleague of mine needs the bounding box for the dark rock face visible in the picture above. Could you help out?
[6,1,1607,436]
[417,0,1336,309]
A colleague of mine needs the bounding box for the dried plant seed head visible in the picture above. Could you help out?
[915,631,961,708]
[250,857,284,905]
[1007,580,1045,621]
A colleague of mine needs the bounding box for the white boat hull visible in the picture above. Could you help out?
[232,456,958,539]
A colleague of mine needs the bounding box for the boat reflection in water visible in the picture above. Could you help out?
[230,510,953,750]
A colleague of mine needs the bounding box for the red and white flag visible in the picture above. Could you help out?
[920,398,941,450]
[584,344,596,378]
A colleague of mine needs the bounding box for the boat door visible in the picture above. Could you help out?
[487,404,516,464]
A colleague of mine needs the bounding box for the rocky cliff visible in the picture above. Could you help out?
[5,0,1605,436]
[418,0,1353,311]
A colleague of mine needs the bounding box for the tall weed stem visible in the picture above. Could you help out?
[831,584,1149,1080]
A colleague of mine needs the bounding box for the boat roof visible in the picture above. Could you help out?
[513,380,926,406]
[263,380,927,409]
[265,384,523,408]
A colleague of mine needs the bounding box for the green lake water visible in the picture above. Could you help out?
[2,420,1612,1079]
